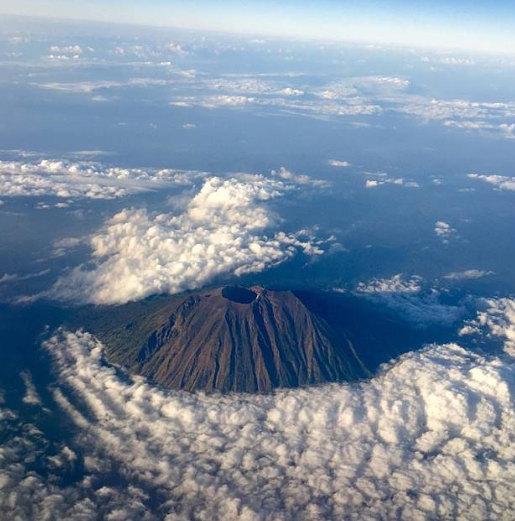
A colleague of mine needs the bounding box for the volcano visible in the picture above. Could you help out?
[80,286,423,393]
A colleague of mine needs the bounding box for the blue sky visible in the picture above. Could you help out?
[1,0,515,53]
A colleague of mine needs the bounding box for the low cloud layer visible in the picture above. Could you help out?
[4,327,515,520]
[444,121,515,139]
[47,176,323,304]
[0,159,202,200]
[443,269,494,281]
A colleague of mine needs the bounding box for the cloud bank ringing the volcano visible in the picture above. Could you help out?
[20,315,515,521]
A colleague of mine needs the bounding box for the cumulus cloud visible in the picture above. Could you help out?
[365,176,419,189]
[271,166,328,187]
[434,221,457,241]
[46,176,323,305]
[3,329,510,521]
[468,173,515,192]
[460,298,515,356]
[354,274,464,326]
[0,159,202,200]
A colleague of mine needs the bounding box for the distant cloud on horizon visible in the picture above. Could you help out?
[2,1,515,54]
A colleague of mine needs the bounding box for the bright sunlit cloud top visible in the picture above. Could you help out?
[1,0,515,53]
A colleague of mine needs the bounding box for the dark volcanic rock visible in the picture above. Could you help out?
[79,286,427,393]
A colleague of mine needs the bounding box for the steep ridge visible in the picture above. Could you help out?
[135,286,368,392]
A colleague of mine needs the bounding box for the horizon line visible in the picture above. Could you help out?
[0,10,512,57]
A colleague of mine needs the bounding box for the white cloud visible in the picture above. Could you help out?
[444,120,493,130]
[205,77,279,94]
[66,151,114,159]
[443,269,494,281]
[398,98,515,121]
[201,78,304,98]
[164,42,189,57]
[194,95,255,108]
[11,328,512,521]
[52,237,84,257]
[422,55,476,66]
[46,176,323,305]
[444,120,515,139]
[468,173,515,192]
[279,87,304,96]
[365,176,418,189]
[181,73,515,133]
[0,159,202,200]
[434,221,457,241]
[271,166,328,187]
[38,81,123,93]
[0,273,18,284]
[169,93,382,118]
[317,76,409,102]
[20,371,42,407]
[46,54,81,61]
[356,273,423,294]
[48,45,83,55]
[37,78,171,94]
[460,298,515,356]
[355,274,464,326]
[32,64,515,135]
[0,269,50,285]
[328,159,350,168]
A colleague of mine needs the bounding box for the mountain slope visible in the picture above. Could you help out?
[78,286,427,393]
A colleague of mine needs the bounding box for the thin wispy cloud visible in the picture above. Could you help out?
[0,159,204,200]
